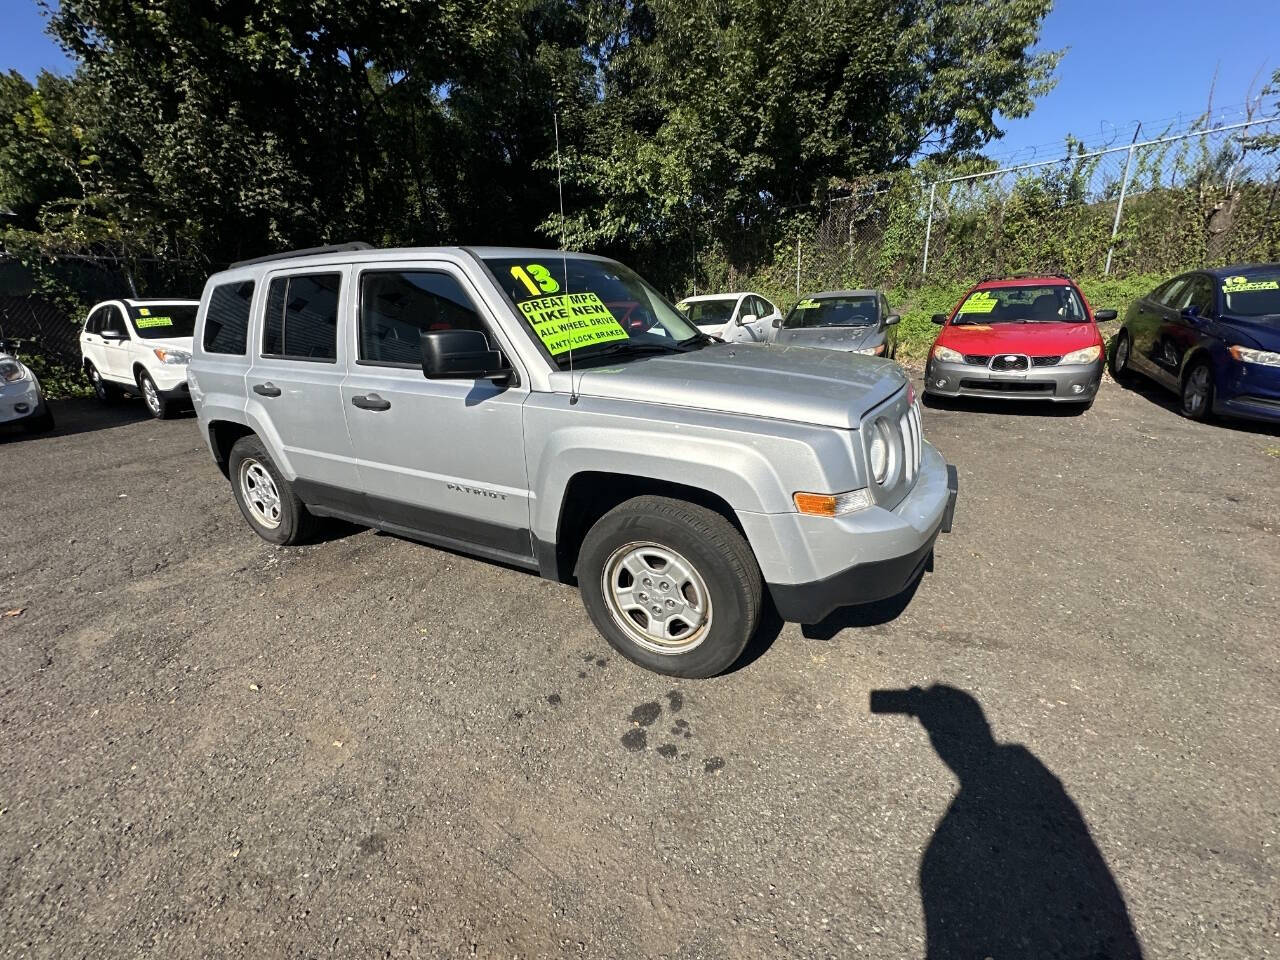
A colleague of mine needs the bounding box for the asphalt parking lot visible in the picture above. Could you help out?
[2,379,1278,960]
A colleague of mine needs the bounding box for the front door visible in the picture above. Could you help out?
[340,262,533,565]
[244,267,363,510]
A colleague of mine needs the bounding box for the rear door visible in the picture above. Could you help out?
[245,267,362,509]
[339,260,534,565]
[1131,276,1188,387]
[100,303,134,381]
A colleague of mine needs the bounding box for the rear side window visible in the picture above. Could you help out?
[359,270,487,366]
[263,273,341,362]
[203,282,255,355]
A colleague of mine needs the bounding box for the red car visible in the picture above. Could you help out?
[924,274,1116,409]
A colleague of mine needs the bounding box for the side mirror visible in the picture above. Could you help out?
[421,329,511,381]
[884,314,901,327]
[1094,309,1118,322]
[772,316,782,328]
[931,313,947,325]
[738,313,757,326]
[1179,305,1202,322]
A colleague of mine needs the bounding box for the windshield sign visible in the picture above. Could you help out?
[953,286,1084,324]
[484,256,702,362]
[1222,272,1280,318]
[128,304,197,339]
[783,295,878,329]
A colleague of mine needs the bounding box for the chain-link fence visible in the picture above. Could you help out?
[683,117,1280,306]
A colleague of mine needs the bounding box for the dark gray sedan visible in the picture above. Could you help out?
[771,290,900,357]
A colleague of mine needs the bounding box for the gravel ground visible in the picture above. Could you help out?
[2,378,1277,960]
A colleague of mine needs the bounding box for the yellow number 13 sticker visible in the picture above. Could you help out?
[511,263,560,297]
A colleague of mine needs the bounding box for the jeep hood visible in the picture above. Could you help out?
[557,343,907,429]
[773,325,882,351]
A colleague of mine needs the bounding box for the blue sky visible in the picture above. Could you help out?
[2,0,1275,166]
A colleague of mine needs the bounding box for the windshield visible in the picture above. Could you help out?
[783,295,878,329]
[678,298,735,327]
[483,255,702,364]
[1221,271,1280,318]
[127,304,197,339]
[952,285,1085,324]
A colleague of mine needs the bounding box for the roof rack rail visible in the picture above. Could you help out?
[979,270,1071,283]
[230,241,373,270]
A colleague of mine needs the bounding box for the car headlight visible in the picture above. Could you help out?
[867,417,891,483]
[1061,345,1101,365]
[932,345,963,363]
[1229,345,1280,367]
[0,358,29,382]
[793,488,873,517]
[152,347,191,365]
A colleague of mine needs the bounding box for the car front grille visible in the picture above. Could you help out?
[1031,355,1061,366]
[964,354,991,365]
[860,386,923,509]
[989,354,1030,372]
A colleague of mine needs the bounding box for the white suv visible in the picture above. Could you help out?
[80,299,199,418]
[675,292,781,343]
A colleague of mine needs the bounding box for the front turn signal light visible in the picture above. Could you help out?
[793,489,873,517]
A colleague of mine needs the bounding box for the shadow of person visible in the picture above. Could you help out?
[871,685,1144,959]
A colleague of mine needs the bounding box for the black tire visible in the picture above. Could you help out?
[1109,330,1133,384]
[227,435,318,545]
[137,370,172,419]
[86,363,120,403]
[1180,358,1214,422]
[24,404,55,434]
[576,496,763,678]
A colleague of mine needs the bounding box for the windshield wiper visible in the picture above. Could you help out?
[560,340,691,365]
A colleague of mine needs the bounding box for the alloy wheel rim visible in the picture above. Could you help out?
[1116,336,1129,371]
[143,377,160,413]
[239,458,282,529]
[601,541,712,655]
[91,368,105,398]
[1184,367,1209,415]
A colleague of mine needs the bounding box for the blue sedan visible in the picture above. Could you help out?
[1110,263,1280,423]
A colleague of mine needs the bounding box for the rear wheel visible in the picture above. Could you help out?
[577,496,762,678]
[1180,359,1214,421]
[86,363,120,404]
[227,435,318,545]
[1109,330,1133,383]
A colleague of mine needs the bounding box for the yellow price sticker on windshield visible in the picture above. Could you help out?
[511,263,560,297]
[795,298,820,309]
[1222,275,1278,293]
[958,291,998,314]
[138,307,152,316]
[135,316,173,329]
[518,292,628,356]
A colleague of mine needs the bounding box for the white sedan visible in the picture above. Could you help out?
[676,292,782,343]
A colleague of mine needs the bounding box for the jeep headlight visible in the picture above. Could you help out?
[1229,345,1280,367]
[867,417,892,483]
[0,358,29,382]
[1061,345,1101,365]
[152,347,191,365]
[932,345,963,363]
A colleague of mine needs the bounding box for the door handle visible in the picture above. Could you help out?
[351,393,391,411]
[253,382,281,397]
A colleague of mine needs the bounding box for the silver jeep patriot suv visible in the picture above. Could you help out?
[189,244,958,677]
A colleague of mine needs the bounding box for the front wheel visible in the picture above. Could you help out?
[1180,360,1214,421]
[577,496,763,678]
[138,371,172,419]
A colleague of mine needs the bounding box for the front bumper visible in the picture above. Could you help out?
[925,357,1102,402]
[1215,360,1280,423]
[0,378,46,425]
[747,444,958,624]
